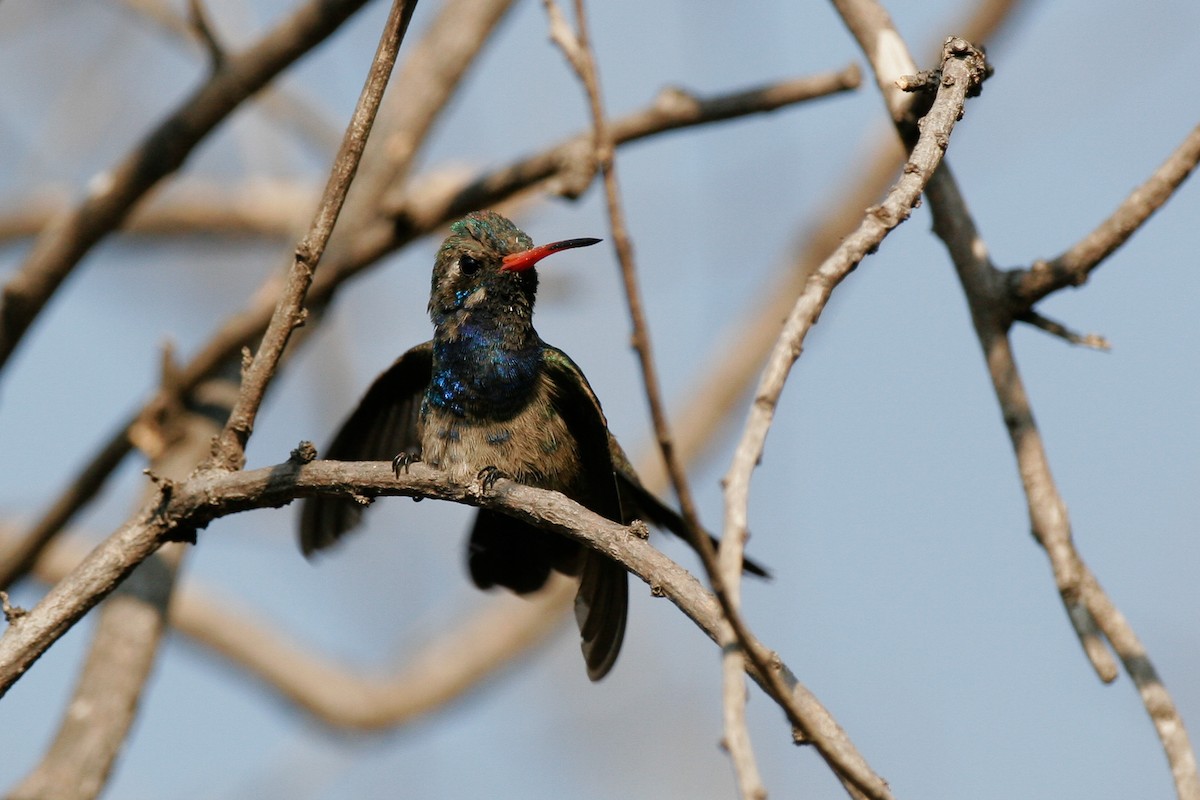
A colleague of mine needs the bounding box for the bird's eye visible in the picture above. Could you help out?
[459,254,482,275]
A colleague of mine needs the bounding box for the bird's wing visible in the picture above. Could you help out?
[542,346,629,680]
[298,341,432,556]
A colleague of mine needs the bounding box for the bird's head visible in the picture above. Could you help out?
[429,211,600,334]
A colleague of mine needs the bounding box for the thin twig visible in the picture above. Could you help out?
[186,0,225,71]
[1015,310,1111,351]
[1010,121,1200,307]
[719,36,985,800]
[206,0,418,470]
[543,2,766,794]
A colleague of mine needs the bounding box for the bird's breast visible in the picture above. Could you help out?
[420,373,582,491]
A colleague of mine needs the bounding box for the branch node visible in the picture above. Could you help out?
[1016,310,1112,351]
[290,441,318,464]
[1,591,28,625]
[627,519,650,540]
[188,0,227,72]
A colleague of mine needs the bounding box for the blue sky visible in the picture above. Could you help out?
[1,1,1198,798]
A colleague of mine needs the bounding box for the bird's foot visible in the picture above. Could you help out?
[392,449,421,477]
[476,465,508,493]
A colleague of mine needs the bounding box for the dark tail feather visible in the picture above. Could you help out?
[467,510,577,595]
[576,551,628,681]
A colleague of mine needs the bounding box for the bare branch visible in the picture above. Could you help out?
[343,0,519,216]
[721,36,985,800]
[544,1,769,795]
[119,0,343,155]
[832,2,1200,796]
[206,0,419,471]
[637,0,1029,495]
[8,374,230,800]
[1010,121,1200,307]
[1015,310,1111,351]
[0,452,879,786]
[17,527,575,731]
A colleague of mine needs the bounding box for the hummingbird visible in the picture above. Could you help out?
[299,210,763,681]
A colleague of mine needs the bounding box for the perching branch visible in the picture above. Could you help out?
[0,452,874,780]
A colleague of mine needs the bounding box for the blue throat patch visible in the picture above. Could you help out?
[429,330,540,419]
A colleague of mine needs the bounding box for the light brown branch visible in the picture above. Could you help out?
[186,0,225,71]
[17,527,574,731]
[721,36,986,800]
[346,0,518,213]
[118,0,343,154]
[0,452,874,778]
[637,0,1029,495]
[0,182,315,243]
[207,0,418,470]
[1011,121,1200,307]
[544,2,768,794]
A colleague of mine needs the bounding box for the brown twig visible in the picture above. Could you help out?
[1015,310,1111,351]
[831,2,1200,797]
[1010,121,1200,308]
[718,36,985,800]
[186,0,225,71]
[0,0,375,378]
[0,457,859,722]
[207,0,418,470]
[543,2,769,794]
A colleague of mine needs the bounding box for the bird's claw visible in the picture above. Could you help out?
[476,465,507,493]
[392,450,421,478]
